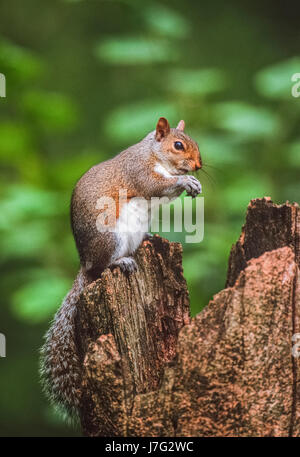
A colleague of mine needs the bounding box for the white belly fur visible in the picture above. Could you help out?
[113,197,151,259]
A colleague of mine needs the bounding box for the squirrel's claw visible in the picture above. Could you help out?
[183,175,202,198]
[111,257,138,274]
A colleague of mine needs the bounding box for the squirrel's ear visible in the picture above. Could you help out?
[156,117,170,141]
[176,120,185,131]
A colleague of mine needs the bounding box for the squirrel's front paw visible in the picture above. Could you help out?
[179,175,202,198]
[111,256,138,274]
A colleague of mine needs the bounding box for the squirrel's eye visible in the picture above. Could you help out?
[174,141,184,151]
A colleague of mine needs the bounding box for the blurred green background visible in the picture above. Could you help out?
[0,0,300,437]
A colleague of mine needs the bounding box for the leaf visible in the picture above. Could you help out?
[212,102,280,140]
[255,57,300,99]
[0,220,53,259]
[286,140,300,167]
[12,274,71,323]
[143,3,190,38]
[104,100,178,142]
[49,150,104,189]
[223,174,272,213]
[168,68,226,96]
[21,90,78,132]
[0,123,34,161]
[0,186,63,231]
[95,37,178,64]
[0,39,43,81]
[191,133,247,165]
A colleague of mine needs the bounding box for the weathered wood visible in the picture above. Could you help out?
[226,197,300,287]
[76,235,190,436]
[76,199,300,437]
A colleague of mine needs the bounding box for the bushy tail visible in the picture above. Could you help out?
[40,268,89,421]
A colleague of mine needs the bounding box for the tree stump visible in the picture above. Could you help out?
[76,198,300,437]
[76,235,190,436]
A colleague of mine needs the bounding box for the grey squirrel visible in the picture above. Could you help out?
[40,117,202,419]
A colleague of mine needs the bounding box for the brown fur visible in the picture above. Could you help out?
[71,118,201,276]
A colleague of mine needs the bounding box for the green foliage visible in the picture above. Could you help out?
[168,68,226,96]
[0,39,43,82]
[0,123,33,162]
[0,0,299,437]
[213,102,280,139]
[142,2,190,38]
[287,140,300,166]
[21,91,78,132]
[12,273,71,323]
[95,37,178,64]
[255,57,300,99]
[105,100,178,142]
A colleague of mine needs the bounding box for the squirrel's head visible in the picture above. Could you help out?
[153,117,202,175]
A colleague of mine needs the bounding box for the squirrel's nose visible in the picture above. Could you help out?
[194,161,201,171]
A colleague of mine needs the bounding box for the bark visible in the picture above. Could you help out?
[76,198,300,437]
[77,235,190,436]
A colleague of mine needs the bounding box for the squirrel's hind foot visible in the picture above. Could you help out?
[111,256,138,274]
